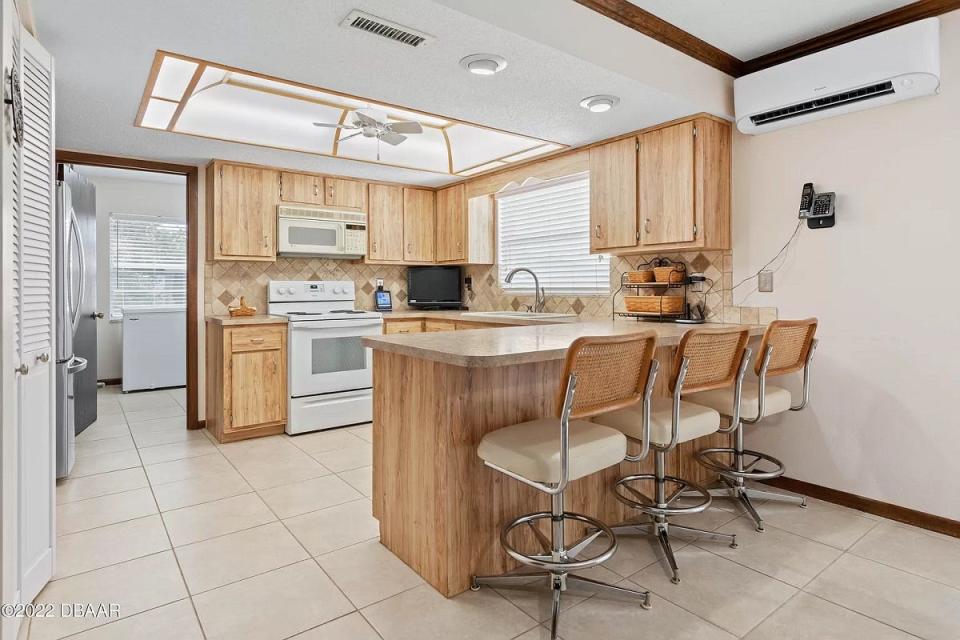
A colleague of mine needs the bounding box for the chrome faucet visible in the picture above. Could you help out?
[505,267,545,313]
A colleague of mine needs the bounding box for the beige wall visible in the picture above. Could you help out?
[732,11,960,520]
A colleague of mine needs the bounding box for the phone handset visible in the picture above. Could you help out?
[799,183,816,218]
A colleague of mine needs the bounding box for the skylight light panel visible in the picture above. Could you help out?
[152,56,198,101]
[140,98,178,129]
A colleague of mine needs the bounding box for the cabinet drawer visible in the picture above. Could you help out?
[230,327,285,352]
[424,319,457,332]
[384,320,423,334]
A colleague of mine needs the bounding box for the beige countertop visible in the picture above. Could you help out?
[206,314,288,326]
[364,319,765,368]
[381,310,577,326]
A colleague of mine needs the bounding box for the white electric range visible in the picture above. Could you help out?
[268,280,383,434]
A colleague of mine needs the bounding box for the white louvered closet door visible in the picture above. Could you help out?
[15,26,56,605]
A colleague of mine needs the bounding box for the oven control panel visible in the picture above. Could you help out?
[269,280,355,302]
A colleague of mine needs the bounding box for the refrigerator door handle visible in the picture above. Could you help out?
[70,207,86,333]
[66,355,87,375]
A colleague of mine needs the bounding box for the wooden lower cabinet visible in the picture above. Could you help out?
[206,320,287,443]
[390,317,503,333]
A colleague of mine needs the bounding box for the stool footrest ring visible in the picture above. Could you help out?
[501,511,617,572]
[614,474,712,516]
[695,448,786,481]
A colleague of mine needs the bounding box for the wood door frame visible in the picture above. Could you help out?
[54,150,202,430]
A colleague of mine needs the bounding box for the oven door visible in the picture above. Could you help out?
[278,216,343,256]
[288,318,382,397]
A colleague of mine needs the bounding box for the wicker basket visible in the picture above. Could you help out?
[625,270,655,283]
[653,265,686,284]
[624,295,685,314]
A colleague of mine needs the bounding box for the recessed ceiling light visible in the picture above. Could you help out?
[460,54,507,76]
[580,95,620,113]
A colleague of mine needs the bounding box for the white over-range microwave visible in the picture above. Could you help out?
[277,205,367,258]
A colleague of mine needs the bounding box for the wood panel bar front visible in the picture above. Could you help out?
[371,344,730,597]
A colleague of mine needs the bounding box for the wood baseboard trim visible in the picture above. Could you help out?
[763,476,960,539]
[190,419,206,431]
[98,378,122,386]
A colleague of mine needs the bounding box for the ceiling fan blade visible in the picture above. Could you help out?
[386,121,423,134]
[312,122,357,129]
[353,111,380,128]
[338,131,364,143]
[380,131,407,146]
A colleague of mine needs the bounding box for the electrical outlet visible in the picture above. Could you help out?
[758,270,774,293]
[375,278,384,289]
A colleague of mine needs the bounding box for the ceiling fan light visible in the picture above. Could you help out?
[580,95,620,113]
[460,54,507,76]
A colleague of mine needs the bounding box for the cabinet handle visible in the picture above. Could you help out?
[14,363,28,375]
[250,338,264,344]
[372,241,378,252]
[328,185,334,200]
[37,353,49,363]
[314,183,319,197]
[594,224,601,239]
[644,218,651,234]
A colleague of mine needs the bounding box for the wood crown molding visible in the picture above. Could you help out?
[576,0,960,77]
[764,476,960,539]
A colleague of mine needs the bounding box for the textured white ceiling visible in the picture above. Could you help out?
[630,0,915,60]
[33,0,715,187]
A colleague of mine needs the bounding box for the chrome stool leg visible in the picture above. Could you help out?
[472,492,652,640]
[743,487,807,507]
[654,522,681,584]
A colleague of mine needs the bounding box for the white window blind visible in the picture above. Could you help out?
[109,214,187,320]
[497,174,609,295]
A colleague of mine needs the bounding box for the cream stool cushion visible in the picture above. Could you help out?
[685,382,792,421]
[592,398,720,446]
[477,418,627,484]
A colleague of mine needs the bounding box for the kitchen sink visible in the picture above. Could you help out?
[460,311,576,320]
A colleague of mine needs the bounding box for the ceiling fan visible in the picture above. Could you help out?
[313,108,423,159]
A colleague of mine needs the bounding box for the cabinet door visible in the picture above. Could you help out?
[403,188,436,262]
[280,171,323,205]
[589,138,638,250]
[219,165,279,259]
[640,121,695,246]
[324,177,367,210]
[368,184,404,261]
[229,347,285,429]
[435,184,466,262]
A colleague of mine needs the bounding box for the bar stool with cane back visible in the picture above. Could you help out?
[471,332,660,638]
[684,319,819,531]
[591,328,751,584]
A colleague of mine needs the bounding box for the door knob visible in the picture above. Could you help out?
[92,312,104,319]
[14,363,28,375]
[37,353,49,363]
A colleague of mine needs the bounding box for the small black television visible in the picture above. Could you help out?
[407,266,463,309]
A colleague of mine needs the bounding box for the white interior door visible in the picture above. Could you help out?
[15,26,56,605]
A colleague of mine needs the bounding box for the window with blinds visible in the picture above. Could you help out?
[109,214,187,320]
[496,174,610,296]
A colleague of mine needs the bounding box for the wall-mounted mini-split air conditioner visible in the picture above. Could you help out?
[735,18,941,134]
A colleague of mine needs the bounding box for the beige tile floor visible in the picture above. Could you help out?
[21,387,960,639]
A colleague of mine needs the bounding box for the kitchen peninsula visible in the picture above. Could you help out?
[363,319,765,596]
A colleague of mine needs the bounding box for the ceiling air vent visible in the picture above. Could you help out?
[340,10,434,47]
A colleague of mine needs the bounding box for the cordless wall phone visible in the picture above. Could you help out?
[798,182,836,229]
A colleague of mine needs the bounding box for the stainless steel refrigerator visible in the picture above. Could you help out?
[55,165,95,478]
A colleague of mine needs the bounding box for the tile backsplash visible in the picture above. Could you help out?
[205,251,775,325]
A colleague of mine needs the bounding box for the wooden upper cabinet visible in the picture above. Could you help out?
[638,117,730,251]
[435,184,466,262]
[280,171,324,205]
[589,137,638,251]
[435,185,494,264]
[324,177,367,210]
[403,188,435,262]
[639,121,695,246]
[209,162,279,261]
[368,184,404,261]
